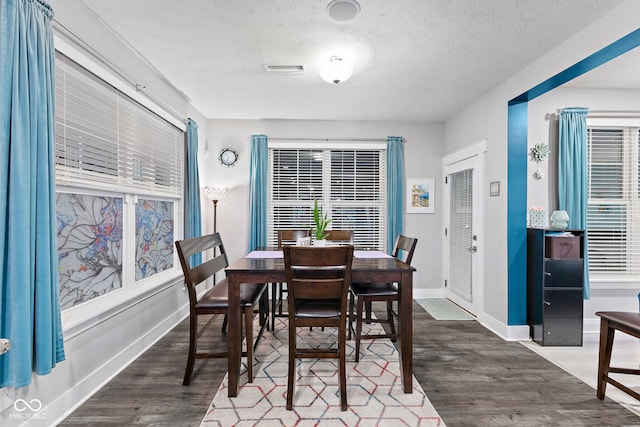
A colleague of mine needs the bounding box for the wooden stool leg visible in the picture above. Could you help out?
[597,317,615,400]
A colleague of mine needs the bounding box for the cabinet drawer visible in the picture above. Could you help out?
[543,289,583,318]
[543,259,583,287]
[542,317,583,346]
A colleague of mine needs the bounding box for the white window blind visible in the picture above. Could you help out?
[448,169,473,302]
[55,52,183,196]
[268,147,386,249]
[587,126,640,276]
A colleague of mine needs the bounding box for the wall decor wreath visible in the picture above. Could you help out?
[529,142,550,163]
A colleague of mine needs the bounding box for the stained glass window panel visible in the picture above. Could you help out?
[135,199,174,280]
[57,193,123,309]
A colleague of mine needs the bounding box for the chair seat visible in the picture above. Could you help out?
[350,282,397,297]
[295,300,342,318]
[196,279,265,311]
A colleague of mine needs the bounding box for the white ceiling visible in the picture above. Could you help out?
[80,0,630,122]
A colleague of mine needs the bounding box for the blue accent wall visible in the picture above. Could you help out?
[506,28,640,326]
[507,103,528,325]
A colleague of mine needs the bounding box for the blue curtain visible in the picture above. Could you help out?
[248,135,268,251]
[0,0,65,388]
[558,107,590,299]
[387,136,404,253]
[185,118,202,266]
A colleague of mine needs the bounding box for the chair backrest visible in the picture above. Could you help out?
[324,229,354,245]
[392,235,418,265]
[277,229,312,248]
[175,233,229,306]
[283,246,354,303]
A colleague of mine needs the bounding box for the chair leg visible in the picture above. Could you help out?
[278,284,285,315]
[365,301,372,324]
[183,315,198,386]
[348,292,354,340]
[260,288,270,331]
[355,297,364,362]
[286,319,296,410]
[221,314,228,333]
[255,292,269,350]
[339,320,348,411]
[597,318,615,400]
[246,308,254,383]
[387,300,397,342]
[271,282,277,331]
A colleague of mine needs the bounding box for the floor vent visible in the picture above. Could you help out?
[263,64,304,74]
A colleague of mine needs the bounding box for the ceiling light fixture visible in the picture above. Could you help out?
[326,0,361,23]
[319,56,353,84]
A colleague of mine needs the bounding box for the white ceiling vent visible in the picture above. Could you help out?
[263,64,304,75]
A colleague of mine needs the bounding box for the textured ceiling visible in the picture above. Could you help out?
[81,0,627,121]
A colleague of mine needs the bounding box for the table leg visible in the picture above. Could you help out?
[227,274,242,397]
[398,271,413,393]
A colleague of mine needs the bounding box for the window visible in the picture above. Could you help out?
[587,125,640,277]
[268,146,386,249]
[55,52,184,309]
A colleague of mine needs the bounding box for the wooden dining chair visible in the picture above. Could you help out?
[324,229,354,245]
[175,233,269,385]
[271,229,312,330]
[348,235,418,362]
[283,245,354,411]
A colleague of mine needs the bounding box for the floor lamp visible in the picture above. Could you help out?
[204,187,227,262]
[204,187,227,235]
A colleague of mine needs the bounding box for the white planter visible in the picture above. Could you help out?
[313,239,327,247]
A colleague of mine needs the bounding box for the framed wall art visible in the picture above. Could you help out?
[407,178,435,214]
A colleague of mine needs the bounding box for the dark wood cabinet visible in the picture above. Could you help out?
[527,228,585,346]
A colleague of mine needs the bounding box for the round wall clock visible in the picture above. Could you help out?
[219,148,238,167]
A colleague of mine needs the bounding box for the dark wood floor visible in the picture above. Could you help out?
[60,302,640,426]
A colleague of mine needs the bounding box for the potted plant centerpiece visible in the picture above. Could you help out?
[312,199,331,246]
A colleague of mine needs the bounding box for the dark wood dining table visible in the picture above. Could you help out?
[224,248,416,397]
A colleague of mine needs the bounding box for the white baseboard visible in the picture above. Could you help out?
[413,288,445,299]
[475,313,530,341]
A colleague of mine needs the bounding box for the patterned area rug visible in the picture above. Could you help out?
[416,298,475,321]
[200,318,445,426]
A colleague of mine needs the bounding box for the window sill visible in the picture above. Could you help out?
[61,269,184,340]
[590,275,640,290]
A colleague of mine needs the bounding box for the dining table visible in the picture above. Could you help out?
[224,247,416,397]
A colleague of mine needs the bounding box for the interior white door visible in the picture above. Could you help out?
[443,145,485,316]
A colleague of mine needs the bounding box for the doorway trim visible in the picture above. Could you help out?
[442,139,487,317]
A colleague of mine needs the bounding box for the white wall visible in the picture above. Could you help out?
[202,119,446,295]
[444,0,640,339]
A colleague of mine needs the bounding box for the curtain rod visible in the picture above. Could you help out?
[587,110,640,117]
[52,18,188,124]
[549,109,640,119]
[267,137,405,143]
